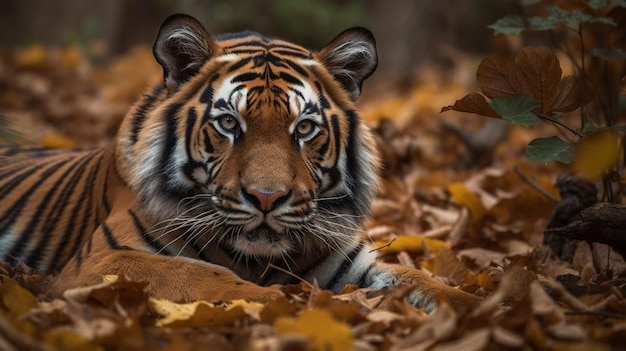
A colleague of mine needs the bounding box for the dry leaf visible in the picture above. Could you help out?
[574,130,622,180]
[275,309,353,351]
[448,182,486,222]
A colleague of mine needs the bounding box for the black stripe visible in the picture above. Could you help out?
[128,209,171,255]
[357,263,374,288]
[330,114,341,168]
[231,72,260,83]
[49,151,106,272]
[324,242,364,290]
[159,103,183,197]
[26,152,98,269]
[0,158,70,239]
[284,59,309,78]
[279,72,303,86]
[227,56,252,72]
[0,162,49,199]
[185,107,198,160]
[316,82,331,109]
[200,74,220,106]
[130,84,164,145]
[101,222,121,249]
[74,247,83,272]
[271,49,310,58]
[344,110,363,212]
[102,163,112,213]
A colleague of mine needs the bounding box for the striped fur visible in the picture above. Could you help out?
[0,14,479,311]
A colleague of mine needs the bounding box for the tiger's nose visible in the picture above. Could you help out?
[243,189,289,212]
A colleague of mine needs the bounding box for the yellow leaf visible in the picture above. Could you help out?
[41,133,78,149]
[227,299,264,319]
[448,182,486,222]
[102,275,119,283]
[372,236,448,254]
[574,130,622,180]
[150,298,210,327]
[275,309,353,351]
[0,275,38,315]
[43,328,102,351]
[61,46,83,69]
[16,45,47,69]
[475,271,495,290]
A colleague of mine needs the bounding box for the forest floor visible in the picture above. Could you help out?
[0,45,625,351]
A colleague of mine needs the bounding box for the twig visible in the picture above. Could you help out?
[261,263,313,290]
[578,23,586,127]
[368,237,397,253]
[565,310,626,320]
[513,167,560,203]
[536,114,584,138]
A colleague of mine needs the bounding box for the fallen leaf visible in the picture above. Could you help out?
[574,129,622,180]
[448,182,486,222]
[275,309,353,351]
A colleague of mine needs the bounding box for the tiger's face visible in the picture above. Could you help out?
[117,15,379,259]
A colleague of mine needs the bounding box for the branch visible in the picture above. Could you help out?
[537,113,584,138]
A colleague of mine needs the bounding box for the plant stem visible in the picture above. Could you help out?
[537,114,584,138]
[513,167,559,203]
[578,23,586,128]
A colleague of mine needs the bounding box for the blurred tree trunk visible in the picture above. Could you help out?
[366,0,515,84]
[0,0,168,54]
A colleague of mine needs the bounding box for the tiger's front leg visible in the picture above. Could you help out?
[365,262,482,313]
[51,249,283,302]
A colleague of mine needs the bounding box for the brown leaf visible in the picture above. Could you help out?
[551,75,584,112]
[476,56,530,99]
[441,93,500,119]
[515,46,562,114]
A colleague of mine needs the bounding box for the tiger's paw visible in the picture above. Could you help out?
[408,288,482,313]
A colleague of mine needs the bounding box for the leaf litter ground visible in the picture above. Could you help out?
[1,45,625,351]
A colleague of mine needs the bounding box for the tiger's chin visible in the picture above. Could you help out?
[229,224,293,257]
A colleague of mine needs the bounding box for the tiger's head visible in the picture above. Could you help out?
[116,14,379,259]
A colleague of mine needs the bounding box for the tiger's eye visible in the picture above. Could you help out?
[218,115,238,132]
[296,120,314,136]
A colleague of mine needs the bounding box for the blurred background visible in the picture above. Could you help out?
[0,0,514,82]
[0,0,518,147]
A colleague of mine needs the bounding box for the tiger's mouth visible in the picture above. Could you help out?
[244,224,281,242]
[229,223,293,257]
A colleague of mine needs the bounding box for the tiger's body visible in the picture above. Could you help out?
[0,15,480,311]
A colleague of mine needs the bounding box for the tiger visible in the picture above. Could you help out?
[0,14,480,312]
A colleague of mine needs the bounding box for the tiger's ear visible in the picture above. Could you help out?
[153,14,215,91]
[318,28,378,101]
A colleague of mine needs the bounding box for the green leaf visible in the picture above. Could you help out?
[611,124,626,131]
[582,115,602,133]
[590,0,626,8]
[589,0,610,9]
[489,96,541,126]
[489,15,527,35]
[591,48,626,60]
[526,6,617,32]
[528,16,560,31]
[524,136,575,164]
[582,115,626,133]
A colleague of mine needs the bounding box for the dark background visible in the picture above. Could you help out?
[0,0,515,83]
